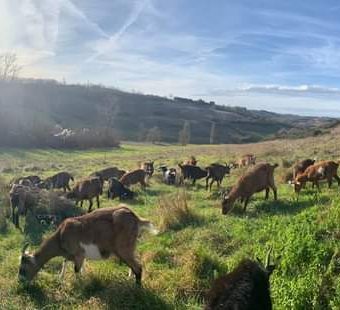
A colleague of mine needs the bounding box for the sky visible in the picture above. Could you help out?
[2,0,340,117]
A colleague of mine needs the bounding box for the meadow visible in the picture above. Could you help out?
[0,133,340,309]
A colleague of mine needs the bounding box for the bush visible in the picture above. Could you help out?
[156,191,200,231]
[0,177,10,233]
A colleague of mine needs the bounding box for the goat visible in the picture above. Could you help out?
[184,156,198,166]
[90,167,126,183]
[107,178,134,200]
[120,169,147,188]
[178,164,207,185]
[292,159,315,179]
[206,163,231,191]
[9,184,40,228]
[39,172,74,192]
[222,163,278,214]
[205,248,279,310]
[18,206,158,286]
[66,177,103,212]
[141,161,155,177]
[159,166,177,185]
[238,154,256,168]
[291,160,340,194]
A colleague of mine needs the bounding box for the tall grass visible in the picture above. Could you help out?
[156,191,201,232]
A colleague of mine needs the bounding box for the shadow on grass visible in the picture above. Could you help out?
[17,283,53,309]
[226,194,326,218]
[74,276,172,310]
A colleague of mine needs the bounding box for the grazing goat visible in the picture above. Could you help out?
[206,163,231,191]
[141,161,154,177]
[291,160,340,194]
[18,206,158,285]
[90,167,126,183]
[184,156,198,166]
[120,169,147,188]
[108,178,134,200]
[66,177,103,212]
[9,184,40,228]
[292,159,315,179]
[205,248,278,310]
[159,166,177,185]
[40,172,74,192]
[222,163,278,214]
[238,154,256,168]
[178,164,207,185]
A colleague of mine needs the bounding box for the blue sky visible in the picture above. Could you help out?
[2,0,340,116]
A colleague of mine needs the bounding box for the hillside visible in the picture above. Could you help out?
[1,134,340,308]
[0,79,338,146]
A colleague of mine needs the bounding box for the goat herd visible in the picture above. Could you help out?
[7,153,340,309]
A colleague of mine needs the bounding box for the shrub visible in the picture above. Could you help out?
[0,177,10,233]
[156,191,200,231]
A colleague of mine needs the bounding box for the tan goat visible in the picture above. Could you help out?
[120,169,147,188]
[18,206,158,286]
[222,163,278,214]
[292,160,340,194]
[238,154,256,168]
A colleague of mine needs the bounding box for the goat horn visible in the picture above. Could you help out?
[21,243,29,255]
[265,246,273,268]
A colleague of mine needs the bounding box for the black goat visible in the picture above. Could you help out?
[205,248,279,310]
[178,164,207,185]
[206,163,231,191]
[39,172,74,192]
[108,178,134,200]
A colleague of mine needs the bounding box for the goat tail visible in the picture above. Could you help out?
[272,163,279,169]
[138,219,159,235]
[70,175,74,182]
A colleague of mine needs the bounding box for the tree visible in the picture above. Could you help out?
[210,122,216,144]
[0,53,21,80]
[146,126,161,144]
[178,121,191,145]
[138,123,147,142]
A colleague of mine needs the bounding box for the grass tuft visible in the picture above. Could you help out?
[156,191,201,231]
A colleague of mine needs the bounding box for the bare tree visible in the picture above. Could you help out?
[146,126,161,144]
[0,53,21,80]
[178,120,191,145]
[210,122,216,144]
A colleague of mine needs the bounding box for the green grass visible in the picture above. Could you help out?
[0,139,340,309]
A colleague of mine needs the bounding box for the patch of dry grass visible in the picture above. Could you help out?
[156,191,200,232]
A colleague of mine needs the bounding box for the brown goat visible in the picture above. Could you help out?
[292,160,340,194]
[238,154,256,168]
[18,206,158,286]
[67,177,103,212]
[120,169,147,188]
[206,163,231,191]
[90,167,126,183]
[292,159,315,179]
[140,161,154,177]
[184,156,198,166]
[222,163,278,214]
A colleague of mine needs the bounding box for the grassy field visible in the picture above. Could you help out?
[1,134,340,309]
